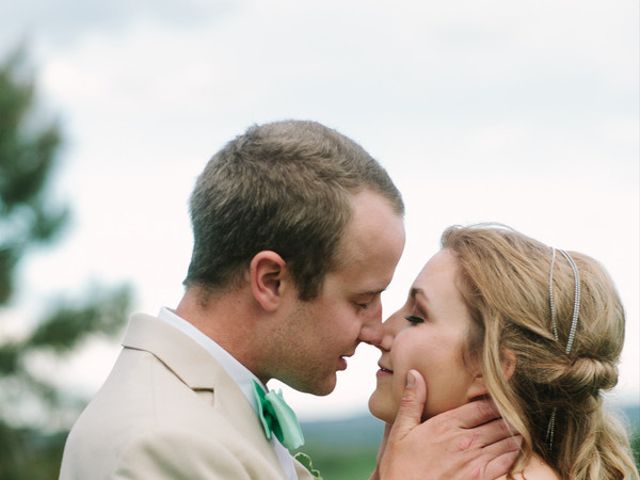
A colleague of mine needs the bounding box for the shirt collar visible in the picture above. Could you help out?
[157,307,264,412]
[156,307,299,480]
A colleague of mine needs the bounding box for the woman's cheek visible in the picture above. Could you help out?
[392,365,408,412]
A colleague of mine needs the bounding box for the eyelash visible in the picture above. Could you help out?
[405,315,424,325]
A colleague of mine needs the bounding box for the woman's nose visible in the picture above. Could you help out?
[378,311,402,351]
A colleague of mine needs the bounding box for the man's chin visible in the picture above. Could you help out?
[310,379,337,396]
[287,373,336,396]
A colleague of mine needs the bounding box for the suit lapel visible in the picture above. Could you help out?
[121,313,287,476]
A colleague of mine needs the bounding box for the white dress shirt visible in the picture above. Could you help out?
[158,307,299,480]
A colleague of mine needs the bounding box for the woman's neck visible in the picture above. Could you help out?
[497,454,560,480]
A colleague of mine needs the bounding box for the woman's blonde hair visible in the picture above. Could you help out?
[441,224,638,480]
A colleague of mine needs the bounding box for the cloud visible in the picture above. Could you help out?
[4,0,638,415]
[0,0,235,53]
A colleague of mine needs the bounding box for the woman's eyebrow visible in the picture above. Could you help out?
[409,287,430,305]
[410,288,431,314]
[410,287,427,301]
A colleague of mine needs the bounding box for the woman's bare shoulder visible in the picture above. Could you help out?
[496,455,561,480]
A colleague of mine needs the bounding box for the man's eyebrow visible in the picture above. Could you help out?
[359,288,386,296]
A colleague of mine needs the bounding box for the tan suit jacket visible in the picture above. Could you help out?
[59,313,314,479]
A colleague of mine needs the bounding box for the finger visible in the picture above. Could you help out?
[481,433,522,457]
[467,434,522,480]
[471,418,516,448]
[381,423,392,445]
[448,398,502,429]
[480,444,521,480]
[375,423,392,463]
[386,370,427,441]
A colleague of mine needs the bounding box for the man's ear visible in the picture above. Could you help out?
[465,349,517,401]
[249,251,288,312]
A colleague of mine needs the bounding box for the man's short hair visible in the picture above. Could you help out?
[185,120,404,300]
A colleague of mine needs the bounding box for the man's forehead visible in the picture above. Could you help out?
[336,213,404,264]
[327,252,395,293]
[322,189,405,293]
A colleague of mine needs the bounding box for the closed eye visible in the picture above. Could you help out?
[355,291,383,311]
[405,315,424,325]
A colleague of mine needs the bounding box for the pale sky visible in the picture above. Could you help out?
[2,0,638,420]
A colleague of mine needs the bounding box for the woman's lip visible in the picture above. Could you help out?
[377,367,393,375]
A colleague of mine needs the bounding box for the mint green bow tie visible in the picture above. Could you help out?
[252,380,304,450]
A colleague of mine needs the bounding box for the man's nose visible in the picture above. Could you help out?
[358,304,384,346]
[358,322,383,346]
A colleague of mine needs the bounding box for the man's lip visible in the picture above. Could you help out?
[337,352,355,370]
[338,356,348,371]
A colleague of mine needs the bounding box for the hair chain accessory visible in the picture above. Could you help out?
[548,247,559,341]
[546,408,557,451]
[547,247,581,353]
[546,247,582,450]
[558,249,581,354]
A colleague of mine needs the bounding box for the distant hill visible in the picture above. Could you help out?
[297,403,639,480]
[301,401,640,441]
[613,403,640,432]
[301,414,383,448]
[297,415,382,480]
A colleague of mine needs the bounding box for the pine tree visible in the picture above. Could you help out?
[0,49,132,479]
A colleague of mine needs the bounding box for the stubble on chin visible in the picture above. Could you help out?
[281,363,337,397]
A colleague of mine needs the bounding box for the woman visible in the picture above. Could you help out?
[369,225,638,479]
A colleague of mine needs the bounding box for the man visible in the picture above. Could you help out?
[60,121,519,479]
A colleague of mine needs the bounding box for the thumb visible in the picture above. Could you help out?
[387,369,427,441]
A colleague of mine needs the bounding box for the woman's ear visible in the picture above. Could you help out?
[466,362,489,401]
[501,348,517,381]
[465,349,517,401]
[249,251,288,312]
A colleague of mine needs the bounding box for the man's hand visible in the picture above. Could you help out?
[375,370,521,480]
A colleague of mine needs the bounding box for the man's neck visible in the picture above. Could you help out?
[175,286,269,383]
